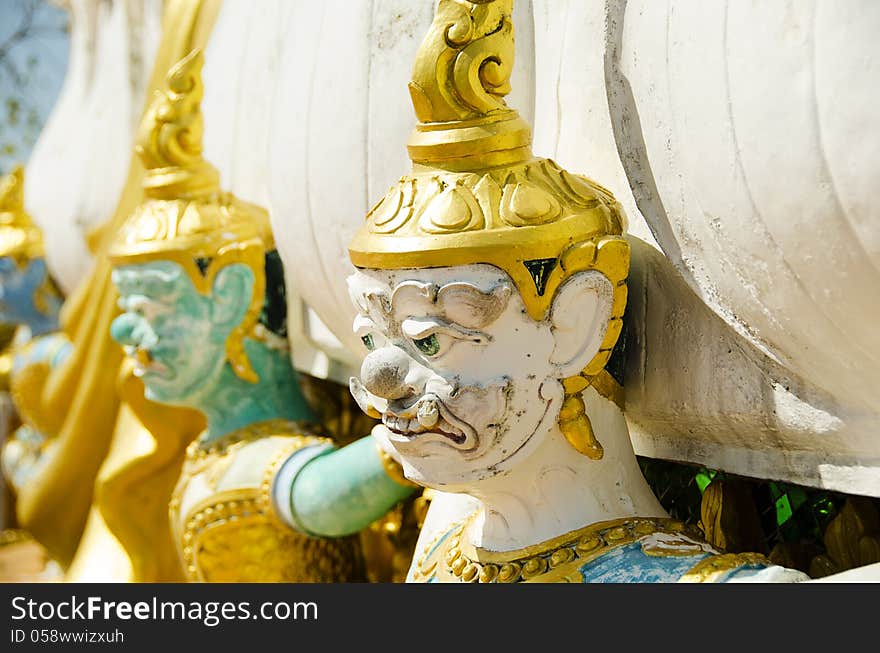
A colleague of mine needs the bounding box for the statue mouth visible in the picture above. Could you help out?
[349,377,484,451]
[381,395,473,447]
[127,346,173,380]
[381,411,467,445]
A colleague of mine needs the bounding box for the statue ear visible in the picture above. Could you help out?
[548,270,613,378]
[210,263,255,332]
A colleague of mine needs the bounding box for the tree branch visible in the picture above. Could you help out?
[0,0,64,89]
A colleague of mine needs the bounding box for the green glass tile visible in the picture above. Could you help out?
[695,472,713,494]
[775,494,793,526]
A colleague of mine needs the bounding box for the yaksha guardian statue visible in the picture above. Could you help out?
[347,0,808,583]
[0,166,63,342]
[0,166,69,494]
[108,50,416,582]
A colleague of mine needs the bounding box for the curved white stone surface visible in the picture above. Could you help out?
[616,0,880,409]
[200,0,352,381]
[25,0,161,295]
[605,0,880,495]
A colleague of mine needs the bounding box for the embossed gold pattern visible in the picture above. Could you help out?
[411,516,708,583]
[679,552,772,583]
[169,420,366,582]
[257,440,308,529]
[179,491,364,582]
[350,156,628,327]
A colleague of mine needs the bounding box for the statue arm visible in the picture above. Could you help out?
[270,435,418,538]
[0,332,73,492]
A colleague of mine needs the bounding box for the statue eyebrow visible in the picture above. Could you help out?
[115,267,182,298]
[389,279,511,329]
[435,282,510,328]
[356,288,396,336]
[400,317,489,344]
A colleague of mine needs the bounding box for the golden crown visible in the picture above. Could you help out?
[0,165,44,262]
[348,0,631,459]
[107,49,273,384]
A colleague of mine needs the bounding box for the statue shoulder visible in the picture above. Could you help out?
[679,552,810,583]
[177,419,331,497]
[169,420,365,583]
[9,331,71,436]
[170,420,333,549]
[216,428,331,493]
[410,516,810,583]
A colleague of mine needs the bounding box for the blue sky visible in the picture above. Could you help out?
[0,0,69,174]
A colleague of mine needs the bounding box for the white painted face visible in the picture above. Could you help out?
[346,264,613,489]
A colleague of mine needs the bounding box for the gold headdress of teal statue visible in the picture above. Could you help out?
[349,0,629,459]
[0,165,44,263]
[108,49,273,384]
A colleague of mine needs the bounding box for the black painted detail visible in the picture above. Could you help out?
[522,258,558,296]
[194,256,213,276]
[260,250,288,338]
[606,312,627,386]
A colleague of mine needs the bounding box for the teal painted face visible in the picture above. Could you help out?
[110,260,254,405]
[0,256,61,333]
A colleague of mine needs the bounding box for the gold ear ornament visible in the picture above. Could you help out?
[0,165,44,264]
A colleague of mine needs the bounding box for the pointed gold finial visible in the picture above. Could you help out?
[135,48,220,199]
[407,0,531,170]
[109,50,274,384]
[350,0,626,324]
[0,165,44,262]
[0,166,25,213]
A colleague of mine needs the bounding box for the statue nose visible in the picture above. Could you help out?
[360,346,416,401]
[110,313,139,346]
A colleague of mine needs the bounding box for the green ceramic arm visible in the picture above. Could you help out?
[272,435,417,537]
[1,332,73,491]
[12,331,72,374]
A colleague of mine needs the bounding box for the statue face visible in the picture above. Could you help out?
[111,260,232,405]
[0,256,58,328]
[346,264,564,488]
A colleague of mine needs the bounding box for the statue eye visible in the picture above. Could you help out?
[413,333,440,356]
[361,334,376,350]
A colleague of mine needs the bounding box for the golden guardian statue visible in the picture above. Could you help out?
[108,49,417,582]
